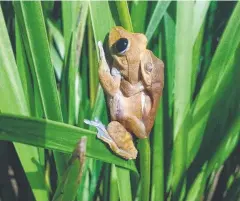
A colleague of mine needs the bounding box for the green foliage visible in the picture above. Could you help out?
[0,1,239,201]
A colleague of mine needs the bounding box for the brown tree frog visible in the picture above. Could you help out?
[84,27,164,159]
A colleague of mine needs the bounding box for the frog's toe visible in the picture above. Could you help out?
[98,41,106,60]
[84,119,112,142]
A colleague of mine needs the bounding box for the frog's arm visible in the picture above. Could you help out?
[98,41,121,97]
[120,80,144,97]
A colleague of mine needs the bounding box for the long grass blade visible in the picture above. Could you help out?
[13,1,68,177]
[116,168,132,201]
[0,113,137,172]
[172,2,194,200]
[188,1,240,165]
[52,137,87,201]
[145,1,171,41]
[0,6,48,201]
[115,1,133,31]
[131,1,148,33]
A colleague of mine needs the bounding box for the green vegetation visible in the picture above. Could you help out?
[0,1,239,201]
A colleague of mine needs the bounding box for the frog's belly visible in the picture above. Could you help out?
[108,91,148,121]
[107,91,124,120]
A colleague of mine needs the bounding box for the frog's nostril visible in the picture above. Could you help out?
[115,38,129,54]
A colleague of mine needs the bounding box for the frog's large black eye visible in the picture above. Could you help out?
[115,38,129,54]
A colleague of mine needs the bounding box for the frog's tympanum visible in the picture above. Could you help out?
[84,26,164,159]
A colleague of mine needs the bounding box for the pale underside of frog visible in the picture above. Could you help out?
[84,26,164,159]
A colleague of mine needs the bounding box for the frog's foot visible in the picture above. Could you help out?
[84,119,137,159]
[84,118,112,143]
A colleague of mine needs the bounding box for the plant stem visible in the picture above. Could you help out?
[115,1,133,32]
[138,138,151,201]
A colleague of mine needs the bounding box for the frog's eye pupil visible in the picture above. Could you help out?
[115,38,129,54]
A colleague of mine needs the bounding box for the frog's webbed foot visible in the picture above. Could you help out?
[84,119,137,159]
[84,118,112,143]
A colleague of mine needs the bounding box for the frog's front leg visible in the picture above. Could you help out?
[98,41,121,97]
[84,119,137,159]
[120,79,144,97]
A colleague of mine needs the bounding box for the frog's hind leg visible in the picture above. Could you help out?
[122,115,147,139]
[107,121,137,159]
[84,119,137,159]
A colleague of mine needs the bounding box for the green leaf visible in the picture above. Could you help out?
[188,1,240,165]
[131,1,148,33]
[13,2,63,121]
[88,15,99,107]
[15,20,34,115]
[47,19,65,60]
[0,6,48,201]
[89,1,115,46]
[0,114,137,173]
[62,1,81,51]
[145,1,171,41]
[115,1,133,32]
[192,1,210,44]
[172,1,194,199]
[151,33,164,201]
[117,168,132,201]
[60,34,77,124]
[110,164,119,201]
[163,11,175,117]
[13,1,67,176]
[137,139,151,201]
[151,104,164,201]
[52,137,87,201]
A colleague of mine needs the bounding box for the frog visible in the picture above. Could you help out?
[84,26,164,159]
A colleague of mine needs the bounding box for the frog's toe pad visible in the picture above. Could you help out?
[84,119,112,142]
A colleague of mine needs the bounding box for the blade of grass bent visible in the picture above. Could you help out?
[0,7,48,201]
[0,114,137,172]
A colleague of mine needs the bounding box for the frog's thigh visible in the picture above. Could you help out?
[107,121,137,159]
[123,116,147,139]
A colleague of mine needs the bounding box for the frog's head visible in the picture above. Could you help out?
[108,26,147,69]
